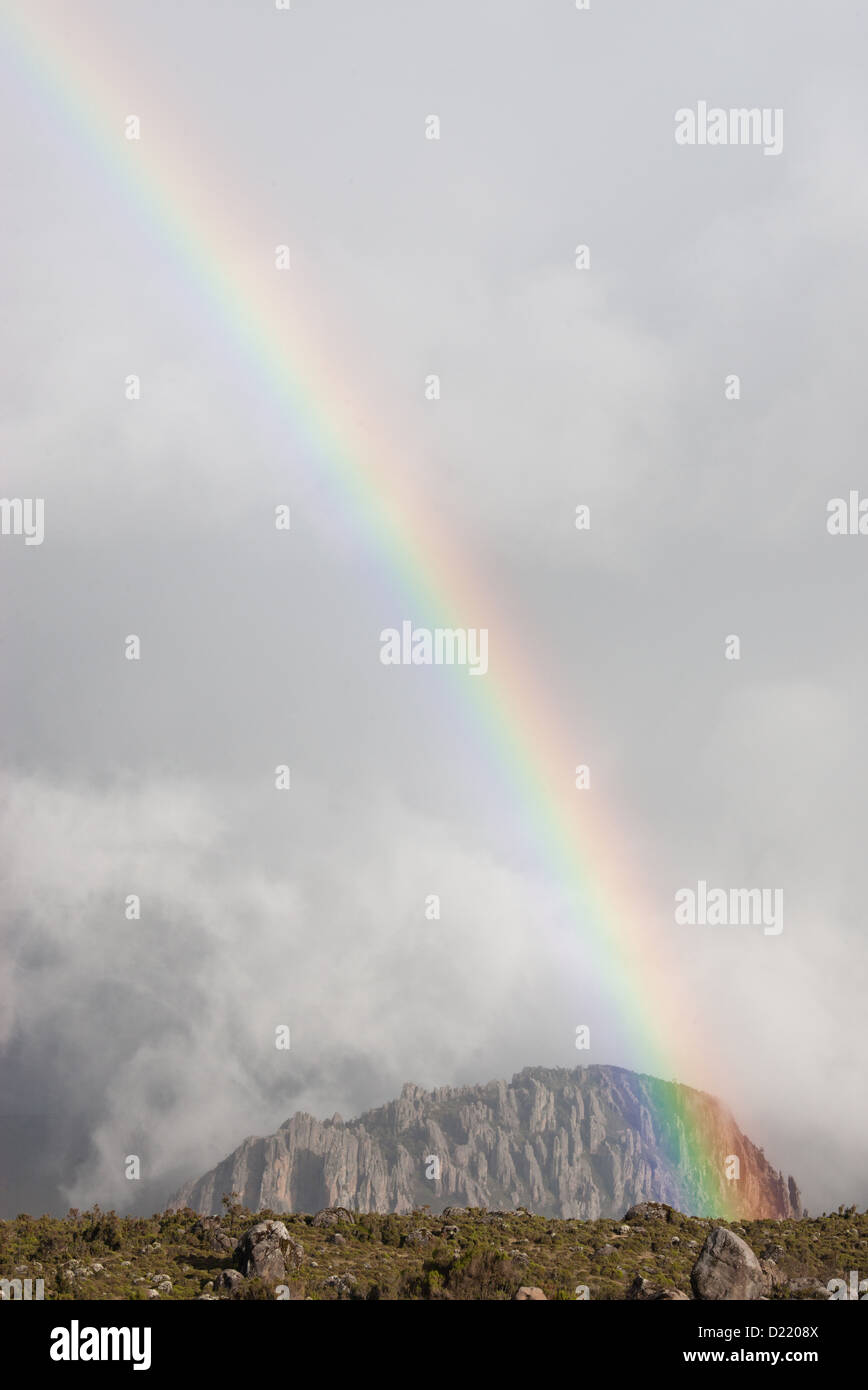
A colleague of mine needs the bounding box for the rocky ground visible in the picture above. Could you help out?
[1,1199,864,1300]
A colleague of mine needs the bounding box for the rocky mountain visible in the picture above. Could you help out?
[172,1065,802,1221]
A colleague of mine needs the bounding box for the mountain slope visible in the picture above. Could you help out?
[172,1065,802,1220]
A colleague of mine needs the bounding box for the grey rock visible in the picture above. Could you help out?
[214,1269,245,1293]
[233,1220,303,1282]
[312,1207,355,1227]
[514,1286,547,1300]
[691,1227,766,1301]
[624,1202,672,1223]
[787,1278,831,1299]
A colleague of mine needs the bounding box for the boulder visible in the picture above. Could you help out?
[311,1208,355,1227]
[691,1227,766,1300]
[215,1269,245,1293]
[623,1202,672,1223]
[787,1278,831,1300]
[233,1221,304,1282]
[514,1286,547,1300]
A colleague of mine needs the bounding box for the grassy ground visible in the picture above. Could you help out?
[1,1199,865,1300]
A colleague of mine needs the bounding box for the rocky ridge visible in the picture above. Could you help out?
[172,1065,802,1221]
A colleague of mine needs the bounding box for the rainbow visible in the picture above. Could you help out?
[1,4,745,1217]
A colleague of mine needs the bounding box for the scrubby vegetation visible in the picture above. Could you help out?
[1,1197,865,1300]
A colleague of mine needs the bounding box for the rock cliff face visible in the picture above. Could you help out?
[172,1065,801,1221]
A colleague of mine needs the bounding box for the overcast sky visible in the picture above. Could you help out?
[1,0,867,1218]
